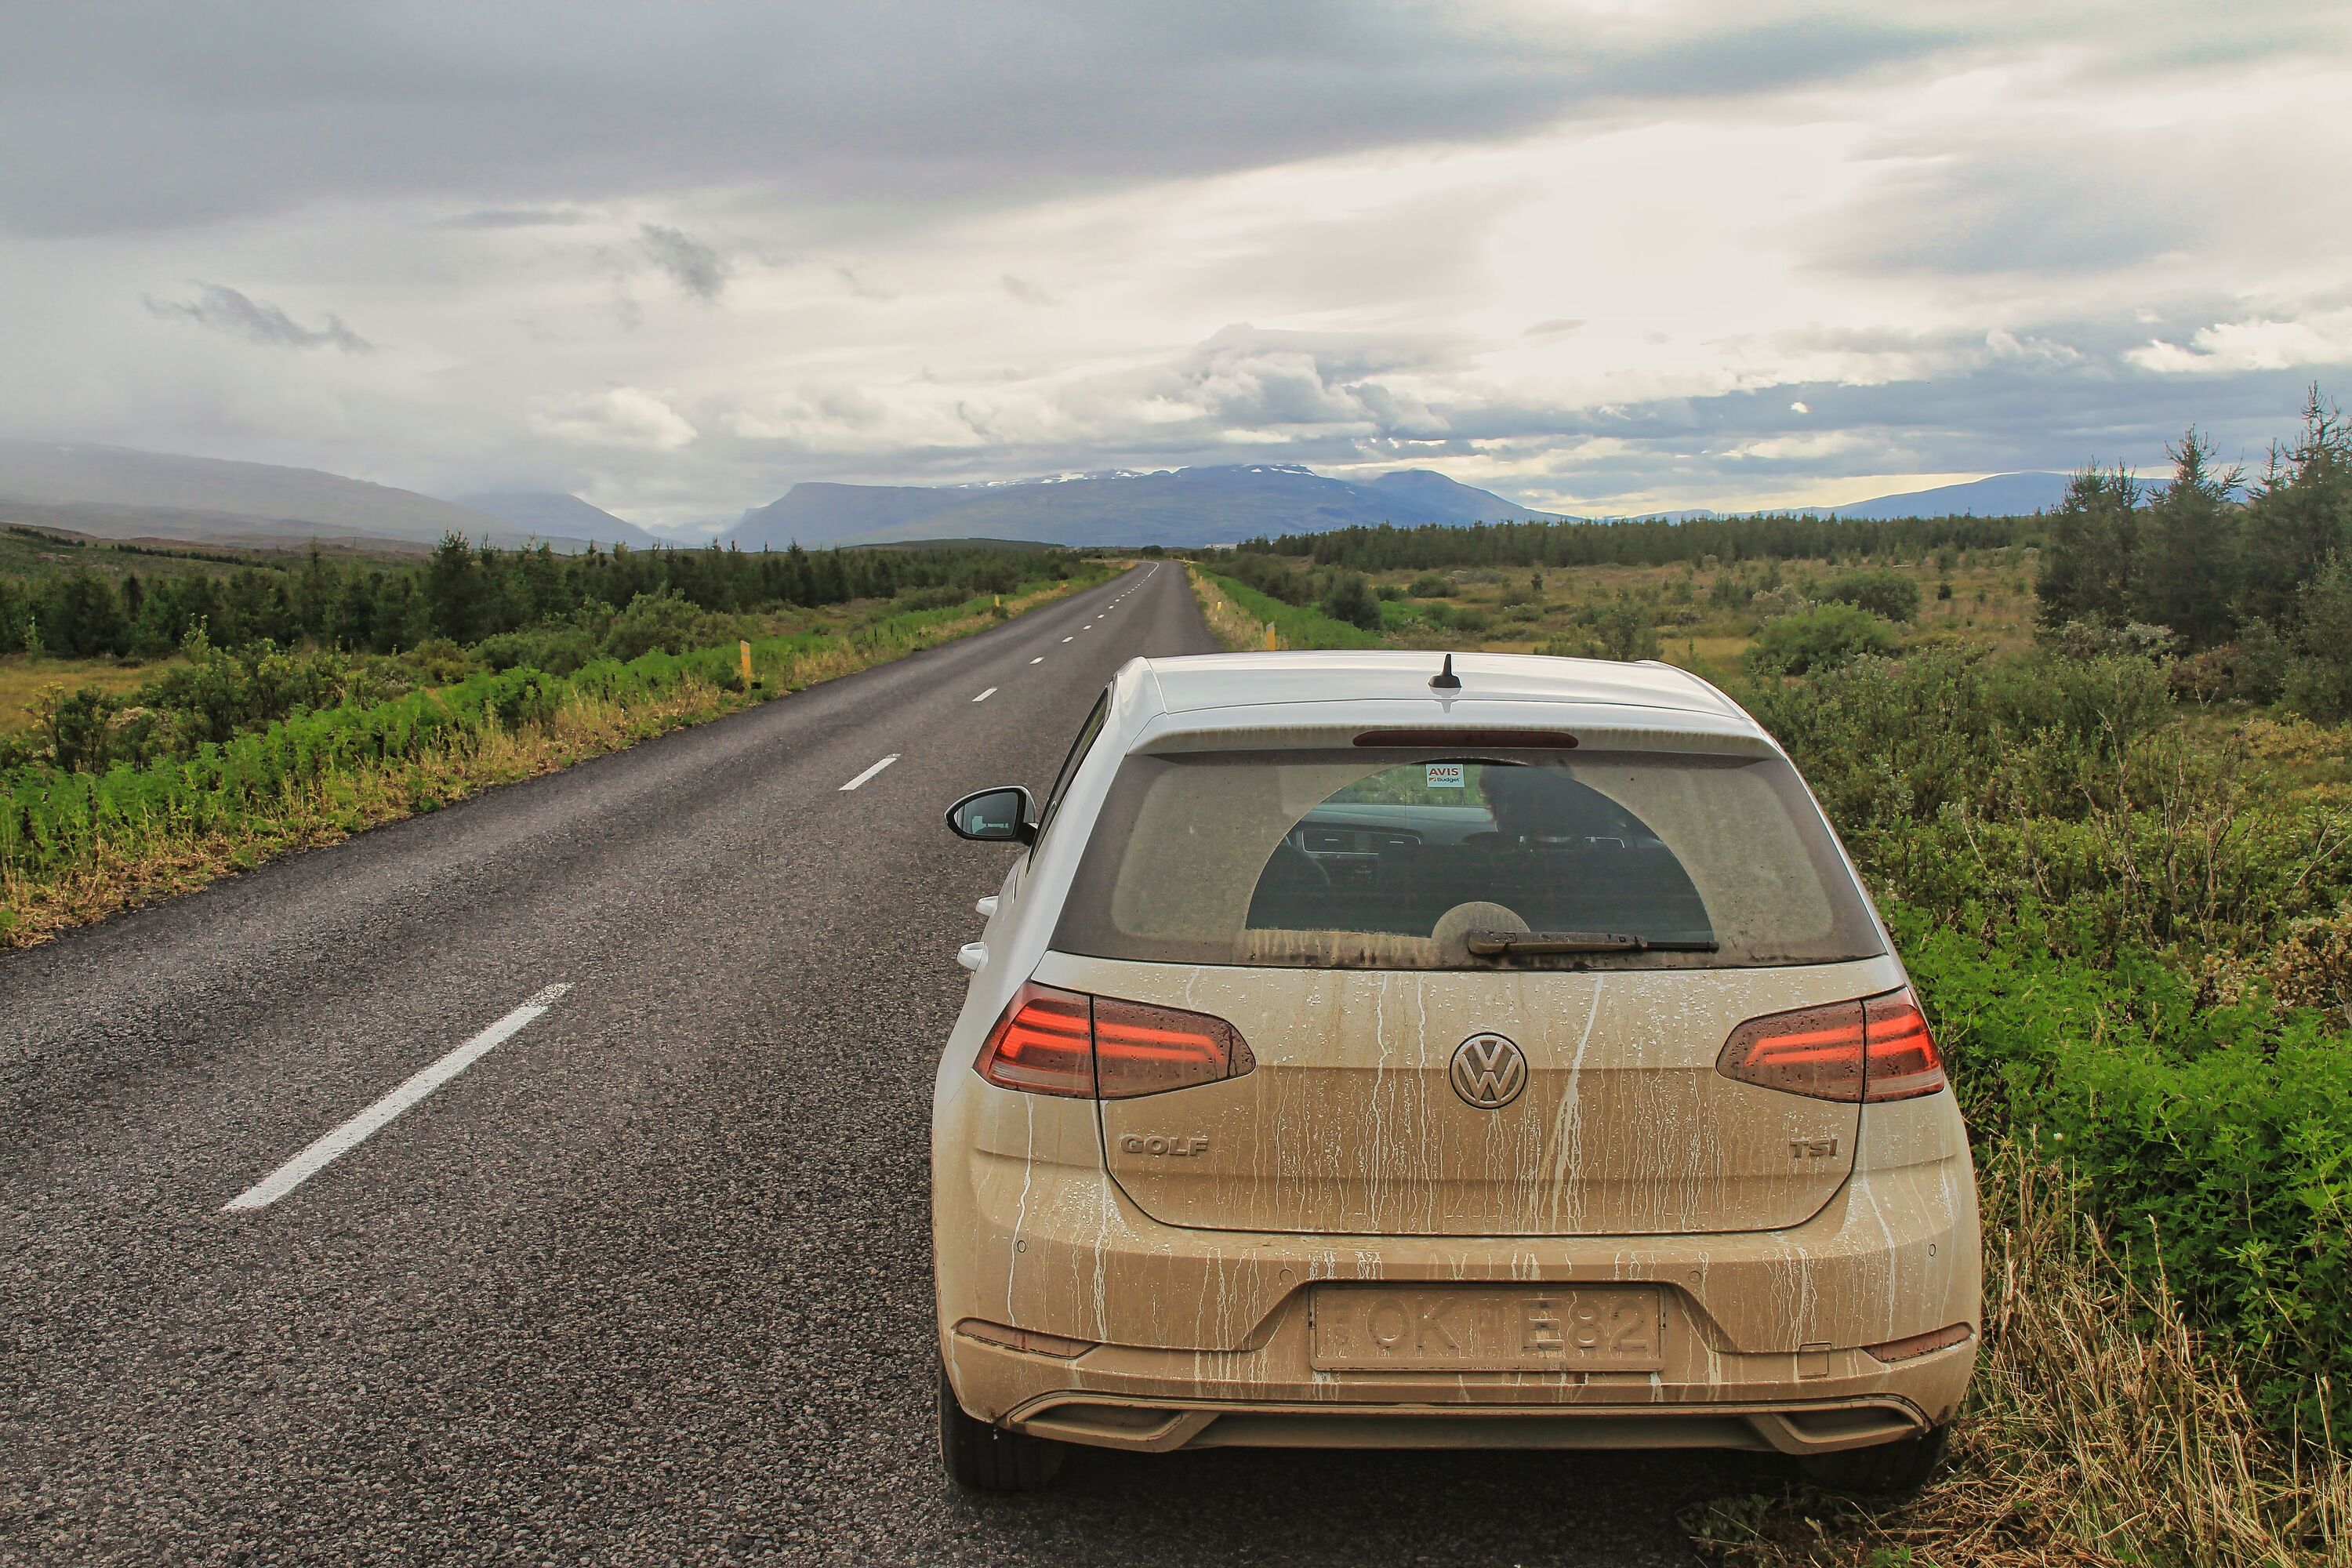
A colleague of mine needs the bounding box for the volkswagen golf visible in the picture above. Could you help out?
[933,652,1979,1494]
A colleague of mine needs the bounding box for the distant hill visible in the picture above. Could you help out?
[1363,469,1563,524]
[729,482,975,550]
[0,441,564,553]
[722,465,1562,550]
[1825,472,2073,520]
[451,490,663,547]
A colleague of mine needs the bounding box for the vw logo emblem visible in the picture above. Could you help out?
[1449,1033,1527,1109]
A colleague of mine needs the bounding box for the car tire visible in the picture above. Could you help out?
[938,1364,1066,1493]
[1798,1425,1948,1494]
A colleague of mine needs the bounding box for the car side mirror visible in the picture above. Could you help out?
[946,786,1037,844]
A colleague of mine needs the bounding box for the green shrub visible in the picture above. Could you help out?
[1214,552,1315,607]
[894,584,969,613]
[600,590,703,662]
[1735,648,2343,962]
[1319,572,1385,631]
[1581,600,1661,661]
[1896,906,2352,1438]
[1821,567,1922,622]
[1744,603,1896,675]
[2283,555,2352,721]
[1407,574,1450,598]
[475,626,600,677]
[1199,570,1384,650]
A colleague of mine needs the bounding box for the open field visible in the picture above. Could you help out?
[0,655,183,731]
[1193,549,2044,682]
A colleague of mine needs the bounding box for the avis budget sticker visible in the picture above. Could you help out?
[1426,762,1465,789]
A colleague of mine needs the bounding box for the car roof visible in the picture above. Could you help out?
[1138,651,1753,728]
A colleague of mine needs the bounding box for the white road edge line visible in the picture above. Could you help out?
[839,753,900,791]
[223,983,572,1214]
[972,688,997,702]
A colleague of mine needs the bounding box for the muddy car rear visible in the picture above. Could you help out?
[933,653,1979,1494]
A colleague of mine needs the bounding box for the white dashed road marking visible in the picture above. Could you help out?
[1030,657,1044,664]
[839,754,900,791]
[972,688,996,702]
[223,983,573,1213]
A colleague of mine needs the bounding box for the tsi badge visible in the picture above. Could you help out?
[1120,1133,1210,1158]
[1449,1033,1528,1109]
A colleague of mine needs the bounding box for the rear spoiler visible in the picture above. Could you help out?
[1129,713,1780,759]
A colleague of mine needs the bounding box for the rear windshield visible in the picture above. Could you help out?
[1052,748,1882,971]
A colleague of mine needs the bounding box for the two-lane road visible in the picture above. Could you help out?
[0,563,1734,1565]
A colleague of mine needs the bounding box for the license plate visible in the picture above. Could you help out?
[1310,1285,1666,1373]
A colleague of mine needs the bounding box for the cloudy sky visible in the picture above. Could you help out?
[5,2,2349,530]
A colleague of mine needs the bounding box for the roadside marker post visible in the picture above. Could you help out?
[1264,622,1277,651]
[739,640,753,688]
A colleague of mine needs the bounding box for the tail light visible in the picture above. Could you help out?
[976,982,1255,1099]
[1860,989,1946,1101]
[1717,987,1944,1103]
[974,983,1095,1096]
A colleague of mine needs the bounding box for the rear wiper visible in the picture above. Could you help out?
[1465,929,1720,956]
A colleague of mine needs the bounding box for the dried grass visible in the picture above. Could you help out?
[0,678,728,945]
[1686,1146,2352,1567]
[1189,566,1275,651]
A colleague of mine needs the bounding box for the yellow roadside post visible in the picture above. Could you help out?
[739,639,753,688]
[1264,622,1277,652]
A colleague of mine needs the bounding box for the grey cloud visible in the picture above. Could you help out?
[144,283,372,353]
[1000,274,1056,307]
[451,302,2346,514]
[713,317,2330,510]
[1526,318,1585,338]
[432,206,591,230]
[639,224,728,300]
[0,2,1965,238]
[1138,325,1461,437]
[835,266,895,301]
[1828,150,2202,277]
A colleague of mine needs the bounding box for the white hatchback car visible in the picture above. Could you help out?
[934,652,1978,1494]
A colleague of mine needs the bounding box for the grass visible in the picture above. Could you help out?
[0,576,1095,947]
[1688,1146,2352,1568]
[1190,566,1386,651]
[1189,551,2044,681]
[0,655,183,731]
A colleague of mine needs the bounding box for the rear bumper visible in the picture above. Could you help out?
[935,1105,1981,1452]
[1008,1390,1940,1457]
[947,1302,1970,1455]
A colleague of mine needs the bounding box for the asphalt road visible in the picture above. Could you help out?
[0,562,1751,1566]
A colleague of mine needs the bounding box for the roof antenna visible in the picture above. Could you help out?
[1428,654,1461,691]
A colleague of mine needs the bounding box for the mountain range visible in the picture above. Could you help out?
[452,489,662,547]
[1607,473,2077,524]
[720,466,2085,546]
[0,441,653,554]
[0,440,2095,558]
[1824,471,2074,520]
[724,465,1566,550]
